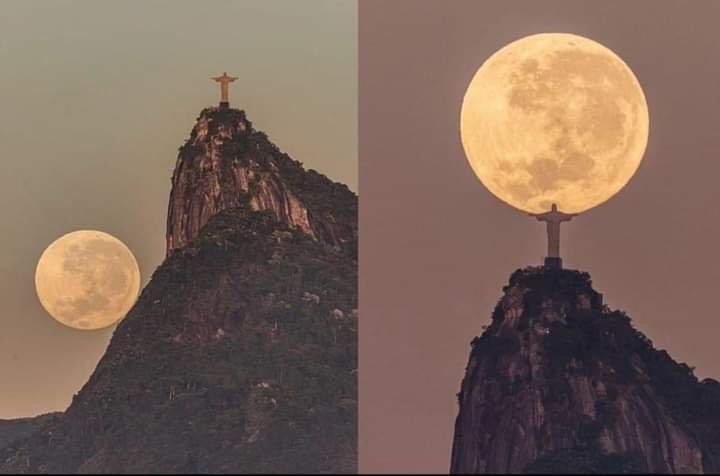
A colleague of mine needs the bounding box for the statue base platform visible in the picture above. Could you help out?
[544,257,563,269]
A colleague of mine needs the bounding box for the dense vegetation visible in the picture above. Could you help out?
[0,414,60,453]
[1,206,357,473]
[463,267,720,473]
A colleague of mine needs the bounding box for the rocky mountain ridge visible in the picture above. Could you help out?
[167,106,356,257]
[450,267,720,474]
[0,106,357,473]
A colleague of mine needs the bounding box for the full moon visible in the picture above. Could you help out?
[35,230,141,330]
[460,33,649,213]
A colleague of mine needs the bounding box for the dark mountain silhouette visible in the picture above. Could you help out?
[450,267,720,474]
[0,414,60,453]
[0,106,357,473]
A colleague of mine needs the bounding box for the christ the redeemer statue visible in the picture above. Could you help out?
[529,203,577,269]
[211,72,238,108]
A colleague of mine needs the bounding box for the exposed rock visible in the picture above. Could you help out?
[302,292,320,304]
[166,107,356,258]
[450,267,720,474]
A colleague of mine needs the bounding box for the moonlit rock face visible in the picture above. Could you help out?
[461,33,649,214]
[35,230,141,330]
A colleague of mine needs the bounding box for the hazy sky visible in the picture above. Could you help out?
[360,0,720,473]
[0,0,356,419]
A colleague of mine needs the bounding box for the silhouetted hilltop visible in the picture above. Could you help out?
[451,267,720,474]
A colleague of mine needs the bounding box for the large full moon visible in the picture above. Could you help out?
[460,33,649,213]
[35,230,141,330]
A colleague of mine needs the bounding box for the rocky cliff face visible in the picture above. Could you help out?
[0,107,357,474]
[450,267,720,474]
[167,107,356,257]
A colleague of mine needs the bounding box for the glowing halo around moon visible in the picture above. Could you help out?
[35,230,141,330]
[460,33,649,214]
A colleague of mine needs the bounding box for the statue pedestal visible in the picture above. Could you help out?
[544,257,563,269]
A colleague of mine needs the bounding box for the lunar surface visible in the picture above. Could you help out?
[460,33,649,213]
[35,230,141,330]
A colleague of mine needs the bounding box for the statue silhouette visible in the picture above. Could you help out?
[211,72,238,107]
[529,203,577,268]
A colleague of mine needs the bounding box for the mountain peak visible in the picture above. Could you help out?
[0,106,358,473]
[166,106,356,257]
[189,107,253,143]
[451,267,720,474]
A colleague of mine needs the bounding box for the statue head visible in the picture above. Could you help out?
[551,203,558,212]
